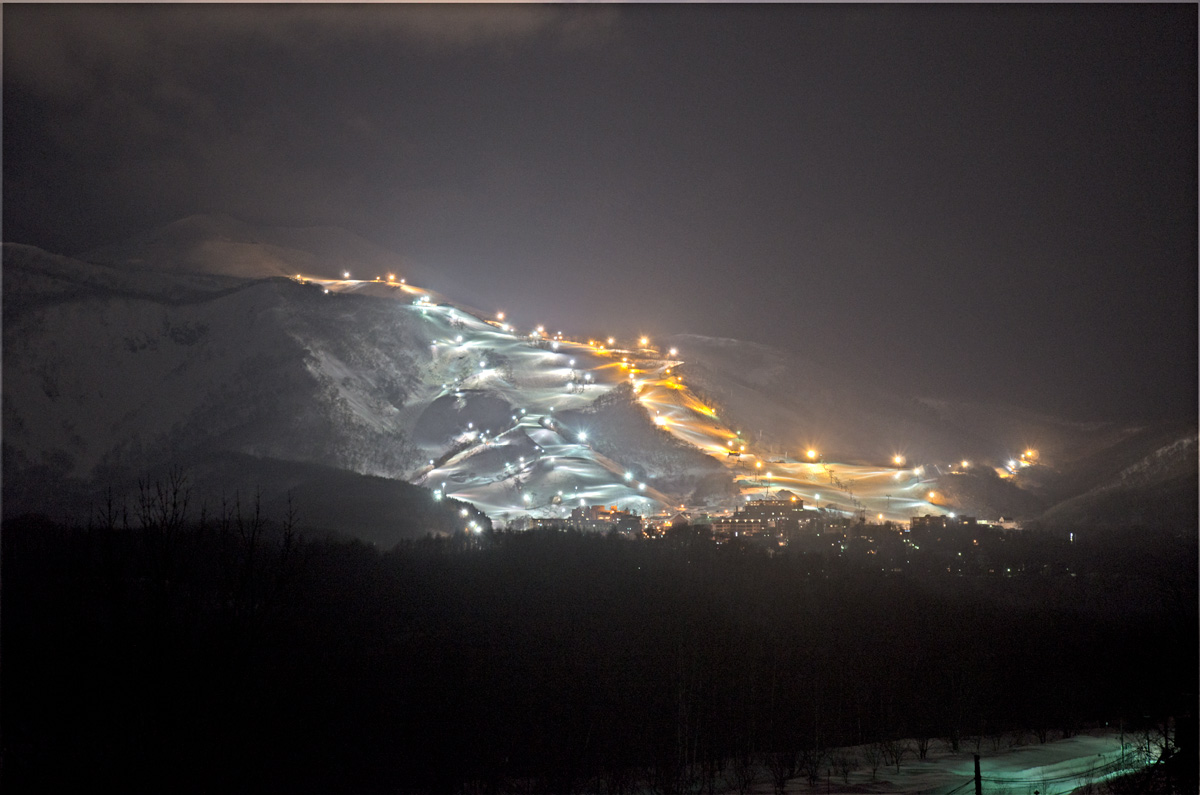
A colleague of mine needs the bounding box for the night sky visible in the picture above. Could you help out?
[4,4,1196,423]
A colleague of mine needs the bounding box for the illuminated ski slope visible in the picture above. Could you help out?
[296,272,676,518]
[629,355,950,522]
[301,271,951,522]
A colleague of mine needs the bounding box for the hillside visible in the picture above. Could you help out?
[4,217,1193,534]
[1035,432,1198,530]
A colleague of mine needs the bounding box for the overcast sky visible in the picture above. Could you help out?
[4,4,1196,422]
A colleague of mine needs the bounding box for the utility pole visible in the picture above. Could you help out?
[974,753,982,795]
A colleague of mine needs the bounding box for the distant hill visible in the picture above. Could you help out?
[1034,432,1198,530]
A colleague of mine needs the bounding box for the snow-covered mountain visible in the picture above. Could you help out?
[4,222,714,536]
[4,217,1193,538]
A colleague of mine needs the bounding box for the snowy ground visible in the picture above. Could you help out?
[306,272,955,525]
[729,729,1148,795]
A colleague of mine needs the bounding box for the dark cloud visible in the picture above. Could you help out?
[5,4,617,95]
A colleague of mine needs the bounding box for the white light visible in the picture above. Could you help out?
[568,359,575,366]
[578,432,588,441]
[456,335,463,343]
[460,508,469,517]
[638,483,646,491]
[669,348,678,356]
[343,271,351,279]
[624,472,633,481]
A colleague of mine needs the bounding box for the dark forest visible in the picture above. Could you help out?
[2,485,1195,794]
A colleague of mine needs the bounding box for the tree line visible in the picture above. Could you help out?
[2,475,1195,793]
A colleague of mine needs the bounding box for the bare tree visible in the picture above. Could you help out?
[727,749,757,795]
[796,747,826,787]
[880,738,910,772]
[830,751,856,784]
[862,743,884,780]
[765,750,797,795]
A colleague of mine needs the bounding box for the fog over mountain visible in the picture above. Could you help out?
[4,217,1193,541]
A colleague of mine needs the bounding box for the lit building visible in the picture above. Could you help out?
[711,492,806,540]
[569,504,643,534]
[910,514,978,532]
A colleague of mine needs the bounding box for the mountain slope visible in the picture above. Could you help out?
[4,227,722,530]
[5,217,1192,533]
[1035,432,1198,530]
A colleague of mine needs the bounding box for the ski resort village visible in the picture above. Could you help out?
[291,268,1055,548]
